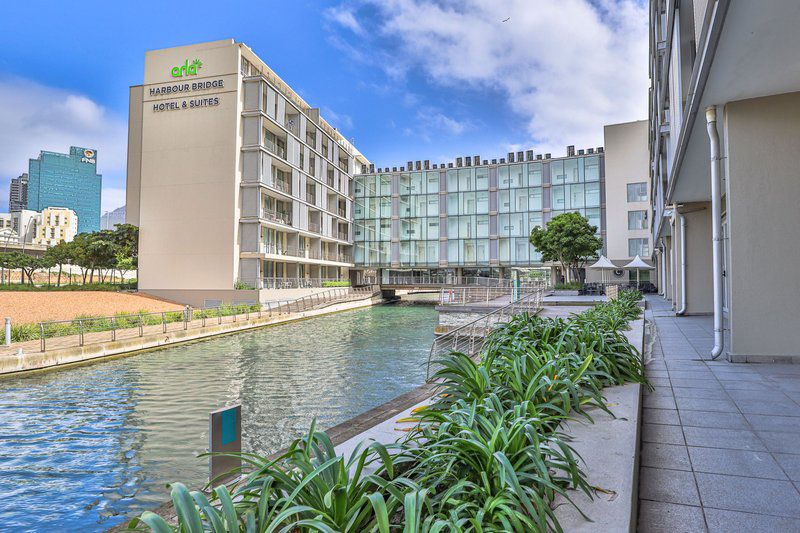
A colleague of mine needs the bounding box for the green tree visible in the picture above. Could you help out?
[0,252,42,285]
[111,223,139,269]
[44,241,75,286]
[529,212,603,283]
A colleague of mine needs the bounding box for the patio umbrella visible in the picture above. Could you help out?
[623,255,655,288]
[588,255,616,284]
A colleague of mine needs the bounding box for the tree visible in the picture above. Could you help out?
[111,224,139,269]
[44,241,75,286]
[529,212,603,283]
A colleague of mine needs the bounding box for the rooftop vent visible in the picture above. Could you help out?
[432,164,438,169]
[578,149,585,155]
[507,152,515,163]
[448,163,454,168]
[491,159,497,164]
[526,150,533,161]
[415,161,421,170]
[500,158,506,164]
[536,154,542,160]
[482,159,488,165]
[465,156,472,166]
[456,157,463,167]
[407,161,413,171]
[587,148,595,154]
[474,155,480,165]
[567,145,575,157]
[545,153,551,159]
[517,151,523,162]
[597,147,604,153]
[393,167,398,172]
[424,160,430,170]
[369,163,375,173]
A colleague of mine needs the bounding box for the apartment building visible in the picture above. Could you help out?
[126,39,368,306]
[9,173,28,212]
[603,120,653,284]
[32,207,78,247]
[650,1,800,362]
[353,147,606,282]
[0,209,38,244]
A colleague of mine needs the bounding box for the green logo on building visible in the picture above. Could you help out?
[171,59,202,78]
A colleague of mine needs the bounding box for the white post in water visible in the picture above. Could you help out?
[4,318,10,346]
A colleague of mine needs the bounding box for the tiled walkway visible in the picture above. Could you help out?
[638,296,800,532]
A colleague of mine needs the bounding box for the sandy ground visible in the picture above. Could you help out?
[0,292,184,325]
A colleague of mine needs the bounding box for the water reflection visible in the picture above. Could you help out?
[0,303,437,531]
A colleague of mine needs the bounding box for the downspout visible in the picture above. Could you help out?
[676,213,687,315]
[705,106,725,359]
[659,243,667,298]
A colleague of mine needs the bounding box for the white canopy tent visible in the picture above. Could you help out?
[588,255,617,284]
[624,255,655,287]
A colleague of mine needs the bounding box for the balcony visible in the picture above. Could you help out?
[337,207,346,217]
[265,139,287,160]
[262,207,292,226]
[271,178,292,195]
[337,230,348,241]
[262,243,304,257]
[308,221,321,233]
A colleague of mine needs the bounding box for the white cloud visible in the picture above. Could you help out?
[324,7,366,36]
[0,76,128,212]
[321,106,354,131]
[332,0,649,154]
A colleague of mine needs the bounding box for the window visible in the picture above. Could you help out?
[475,168,489,190]
[628,210,648,230]
[627,182,648,202]
[628,238,650,257]
[427,171,440,193]
[527,163,542,186]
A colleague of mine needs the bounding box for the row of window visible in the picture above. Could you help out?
[354,238,544,266]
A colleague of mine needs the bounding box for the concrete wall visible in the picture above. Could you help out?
[725,91,800,358]
[603,120,652,264]
[126,85,143,227]
[682,204,713,315]
[135,39,241,293]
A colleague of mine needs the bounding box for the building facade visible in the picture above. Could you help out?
[603,120,653,284]
[649,0,800,362]
[27,147,102,234]
[9,173,28,212]
[101,205,126,230]
[0,209,40,244]
[353,147,605,281]
[126,39,367,306]
[33,207,78,247]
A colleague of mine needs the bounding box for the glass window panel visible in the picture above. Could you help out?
[514,189,528,212]
[628,210,648,230]
[410,172,424,194]
[628,238,650,257]
[354,177,366,197]
[427,217,439,239]
[627,182,648,202]
[448,218,459,239]
[458,168,474,191]
[461,191,476,214]
[499,238,510,261]
[426,241,438,263]
[499,214,510,236]
[447,193,459,215]
[476,215,489,238]
[528,187,543,210]
[514,238,529,263]
[413,241,426,265]
[528,212,543,231]
[499,165,510,188]
[426,171,440,193]
[509,164,525,188]
[551,185,565,210]
[476,239,489,263]
[498,190,511,213]
[459,215,476,238]
[379,219,391,240]
[475,168,489,190]
[586,208,601,231]
[568,183,585,209]
[414,195,427,217]
[380,175,392,195]
[564,159,579,183]
[509,213,525,237]
[463,240,477,263]
[380,197,391,217]
[527,163,542,186]
[426,194,439,216]
[585,182,600,207]
[399,195,410,216]
[399,173,410,195]
[585,156,600,182]
[476,191,489,214]
[446,170,458,192]
[448,240,459,263]
[551,160,565,184]
[400,241,411,264]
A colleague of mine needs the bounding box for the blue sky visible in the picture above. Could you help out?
[0,0,648,213]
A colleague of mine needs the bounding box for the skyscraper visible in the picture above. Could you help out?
[27,146,102,234]
[8,173,28,212]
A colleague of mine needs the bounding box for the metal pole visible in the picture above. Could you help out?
[4,318,10,346]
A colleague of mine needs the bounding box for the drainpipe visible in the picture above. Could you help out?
[676,213,687,315]
[660,244,667,298]
[705,106,724,359]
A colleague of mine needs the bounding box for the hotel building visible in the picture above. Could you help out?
[650,1,800,362]
[353,147,606,282]
[126,40,368,306]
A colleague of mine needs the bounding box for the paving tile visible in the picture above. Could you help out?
[710,371,765,382]
[671,378,721,390]
[643,423,686,445]
[644,395,678,410]
[638,500,706,533]
[678,410,749,430]
[648,370,670,379]
[734,398,800,416]
[642,443,692,471]
[675,397,738,413]
[645,386,676,398]
[725,389,792,402]
[643,408,681,425]
[704,507,800,533]
[682,427,766,451]
[672,387,729,400]
[717,380,771,391]
[687,446,787,480]
[639,467,701,506]
[757,431,799,454]
[669,371,714,381]
[774,454,800,482]
[649,377,672,387]
[744,413,800,433]
[695,472,800,518]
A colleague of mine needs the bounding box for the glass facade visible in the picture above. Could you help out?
[354,153,604,269]
[27,146,102,234]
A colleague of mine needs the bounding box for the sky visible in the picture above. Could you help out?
[0,0,648,214]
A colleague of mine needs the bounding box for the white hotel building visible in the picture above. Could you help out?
[126,39,368,306]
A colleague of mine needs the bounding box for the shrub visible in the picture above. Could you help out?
[554,281,583,290]
[322,280,351,287]
[234,280,256,290]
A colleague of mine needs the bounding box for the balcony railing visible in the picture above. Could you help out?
[337,207,346,217]
[307,194,317,205]
[271,179,291,195]
[258,277,353,289]
[262,207,292,226]
[337,231,348,240]
[265,140,287,160]
[308,221,321,233]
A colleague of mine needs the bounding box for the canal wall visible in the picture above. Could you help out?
[0,294,385,376]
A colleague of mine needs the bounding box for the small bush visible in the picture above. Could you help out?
[554,281,583,290]
[234,280,255,290]
[0,282,136,292]
[322,280,351,287]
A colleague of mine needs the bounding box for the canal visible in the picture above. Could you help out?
[0,303,438,531]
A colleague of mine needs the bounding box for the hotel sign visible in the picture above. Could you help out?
[171,59,202,78]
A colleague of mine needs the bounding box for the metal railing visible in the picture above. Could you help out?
[262,207,292,226]
[35,286,378,352]
[437,283,546,306]
[425,286,545,380]
[381,276,546,288]
[308,221,321,233]
[265,140,287,160]
[257,277,352,289]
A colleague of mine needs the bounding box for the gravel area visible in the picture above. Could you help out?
[0,292,184,325]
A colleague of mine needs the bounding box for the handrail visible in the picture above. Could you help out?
[425,283,545,380]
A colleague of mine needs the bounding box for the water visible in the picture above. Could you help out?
[0,303,437,531]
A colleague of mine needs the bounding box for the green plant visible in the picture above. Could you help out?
[234,280,256,290]
[554,281,583,290]
[322,280,351,287]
